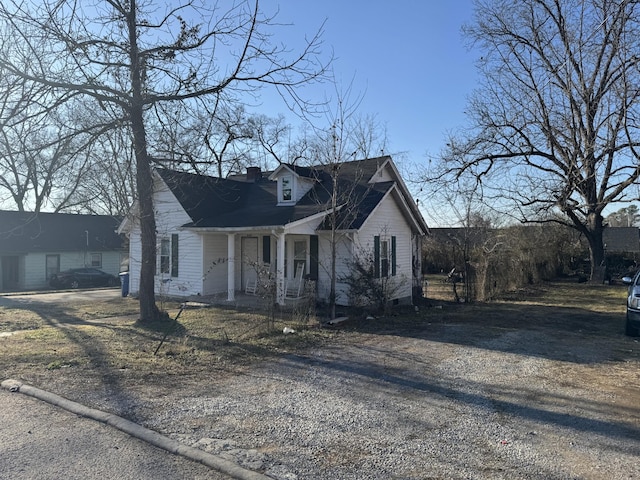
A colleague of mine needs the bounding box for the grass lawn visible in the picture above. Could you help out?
[0,277,636,390]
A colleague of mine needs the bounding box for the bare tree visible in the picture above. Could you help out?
[0,69,102,212]
[75,126,137,216]
[245,113,293,166]
[433,0,640,283]
[301,79,390,319]
[152,99,254,177]
[153,100,295,177]
[606,205,640,227]
[0,0,329,322]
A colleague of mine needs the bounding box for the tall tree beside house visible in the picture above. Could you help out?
[430,0,640,283]
[303,80,389,319]
[0,0,329,323]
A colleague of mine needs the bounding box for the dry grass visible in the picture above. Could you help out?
[424,273,626,313]
[0,278,636,392]
[0,296,332,389]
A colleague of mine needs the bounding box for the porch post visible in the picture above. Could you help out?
[276,232,286,304]
[227,233,235,301]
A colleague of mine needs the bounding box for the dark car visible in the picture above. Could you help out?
[622,271,640,336]
[49,268,120,289]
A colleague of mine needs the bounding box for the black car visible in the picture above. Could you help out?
[622,271,640,337]
[49,268,120,289]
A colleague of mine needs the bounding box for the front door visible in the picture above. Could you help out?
[1,256,19,291]
[241,237,259,290]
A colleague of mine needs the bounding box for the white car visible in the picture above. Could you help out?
[622,272,640,336]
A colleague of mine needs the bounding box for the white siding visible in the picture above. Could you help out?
[355,193,413,302]
[127,178,204,298]
[315,194,414,306]
[316,232,353,305]
[154,230,202,297]
[294,177,314,202]
[154,182,203,297]
[19,251,122,291]
[128,227,142,297]
[202,234,230,295]
[370,163,394,183]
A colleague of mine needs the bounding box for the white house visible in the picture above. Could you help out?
[0,211,126,292]
[119,156,428,306]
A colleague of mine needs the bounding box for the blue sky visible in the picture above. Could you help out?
[264,1,479,163]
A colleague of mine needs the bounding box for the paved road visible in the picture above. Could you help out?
[0,287,122,305]
[0,289,233,480]
[0,388,228,480]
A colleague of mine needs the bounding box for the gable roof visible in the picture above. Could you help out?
[156,168,331,228]
[0,211,124,254]
[156,156,427,233]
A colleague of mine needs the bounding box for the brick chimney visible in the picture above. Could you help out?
[246,166,262,182]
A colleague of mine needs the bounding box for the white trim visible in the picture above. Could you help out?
[267,163,298,181]
[227,233,235,301]
[183,225,285,233]
[369,158,429,234]
[279,173,295,204]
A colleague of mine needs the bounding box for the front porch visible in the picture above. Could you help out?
[184,289,317,315]
[199,229,320,306]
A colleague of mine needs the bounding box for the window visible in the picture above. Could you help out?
[46,254,60,280]
[159,235,179,277]
[281,174,292,201]
[293,240,307,277]
[90,253,102,267]
[374,235,396,278]
[380,240,389,277]
[160,239,170,274]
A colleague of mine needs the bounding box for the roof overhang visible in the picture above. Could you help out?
[182,225,285,233]
[360,185,428,236]
[268,164,296,181]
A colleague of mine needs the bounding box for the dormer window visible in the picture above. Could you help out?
[281,174,293,202]
[269,165,315,205]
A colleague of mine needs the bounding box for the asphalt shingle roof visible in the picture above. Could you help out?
[0,211,124,254]
[156,156,395,231]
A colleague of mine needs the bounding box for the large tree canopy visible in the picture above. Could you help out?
[0,0,328,321]
[435,0,640,282]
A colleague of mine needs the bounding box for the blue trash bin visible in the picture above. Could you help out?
[119,272,129,297]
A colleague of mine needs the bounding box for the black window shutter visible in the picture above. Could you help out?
[310,235,319,280]
[262,236,271,264]
[391,236,396,276]
[171,234,179,277]
[374,236,380,278]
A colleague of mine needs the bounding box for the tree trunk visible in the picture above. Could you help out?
[585,213,606,284]
[135,139,161,323]
[128,0,161,323]
[329,218,337,321]
[328,170,338,320]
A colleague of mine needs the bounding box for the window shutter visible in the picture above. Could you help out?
[374,236,380,278]
[171,234,179,277]
[262,236,271,264]
[310,235,319,280]
[391,236,396,276]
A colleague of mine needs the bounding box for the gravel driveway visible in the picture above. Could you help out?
[62,320,639,480]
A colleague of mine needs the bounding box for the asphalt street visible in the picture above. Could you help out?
[1,289,231,480]
[0,388,228,480]
[0,287,123,305]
